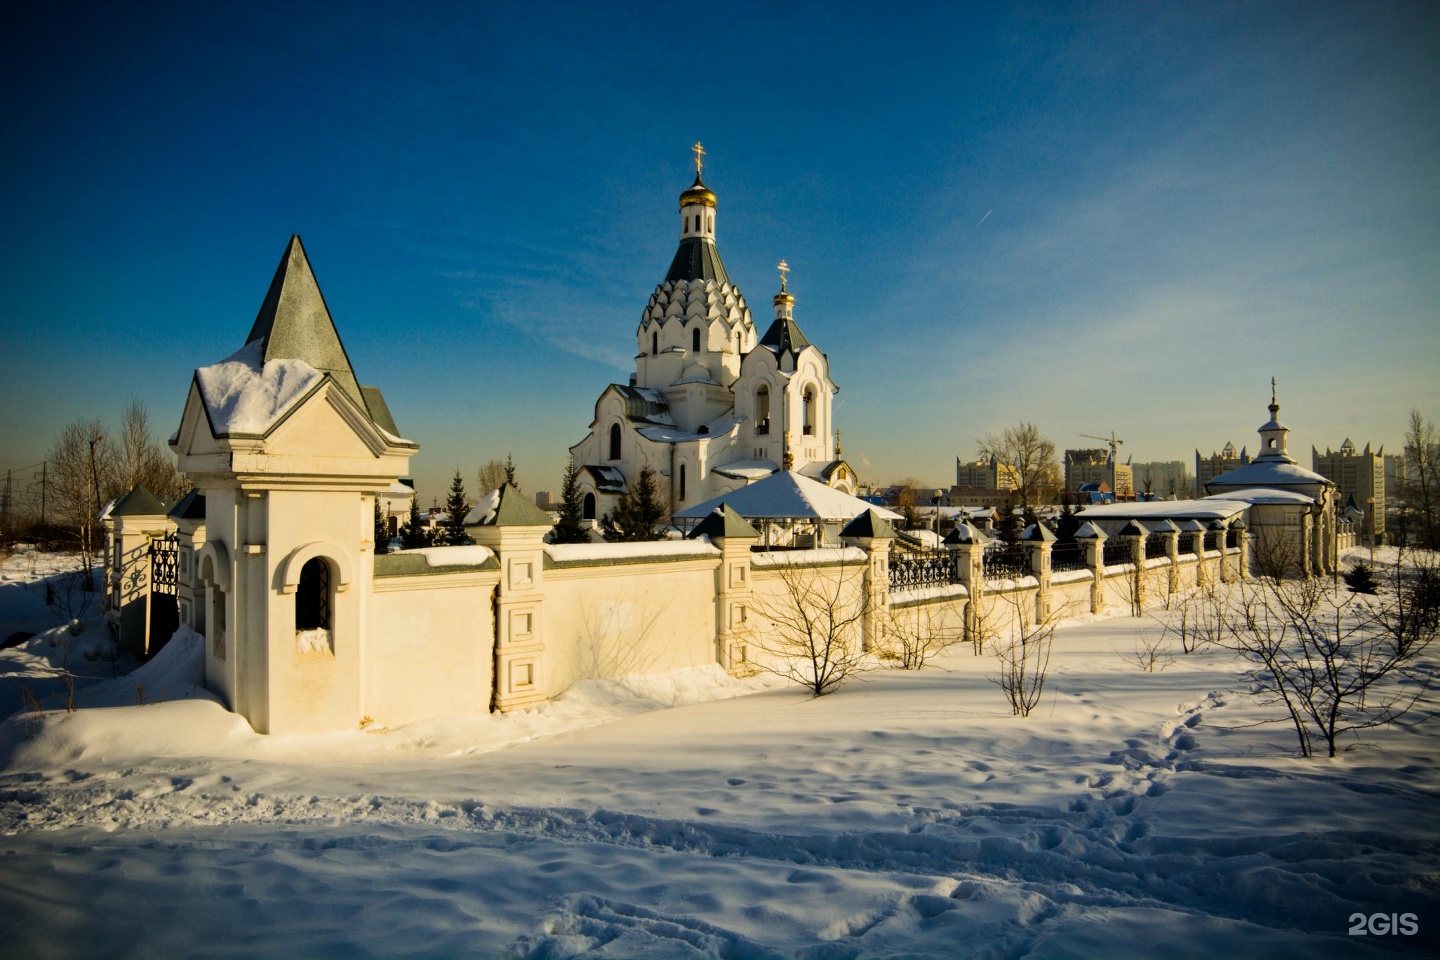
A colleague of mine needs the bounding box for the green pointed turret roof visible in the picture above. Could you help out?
[246,235,366,411]
[466,484,553,528]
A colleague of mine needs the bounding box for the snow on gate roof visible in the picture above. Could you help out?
[673,470,902,523]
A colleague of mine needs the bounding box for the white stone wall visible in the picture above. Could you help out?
[370,569,498,726]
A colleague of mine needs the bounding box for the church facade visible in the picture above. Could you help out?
[569,150,856,526]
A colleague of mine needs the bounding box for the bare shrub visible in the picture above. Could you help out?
[752,552,870,697]
[1226,550,1438,758]
[989,589,1059,717]
[1119,630,1174,673]
[967,592,1000,656]
[881,602,963,670]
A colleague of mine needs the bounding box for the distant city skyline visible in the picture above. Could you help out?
[2,1,1437,501]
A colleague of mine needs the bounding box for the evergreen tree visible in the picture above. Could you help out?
[441,469,472,546]
[373,498,390,554]
[601,466,666,542]
[401,496,430,549]
[504,453,519,491]
[996,497,1021,543]
[552,455,589,544]
[1055,500,1080,543]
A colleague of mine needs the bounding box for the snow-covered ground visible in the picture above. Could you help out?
[1,549,1436,958]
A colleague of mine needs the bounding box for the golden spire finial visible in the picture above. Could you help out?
[1271,376,1277,404]
[777,259,790,292]
[692,141,706,176]
[835,429,843,457]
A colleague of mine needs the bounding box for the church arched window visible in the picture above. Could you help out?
[679,464,687,501]
[609,423,622,460]
[755,384,770,435]
[583,492,596,520]
[652,332,658,355]
[692,327,701,352]
[803,386,816,436]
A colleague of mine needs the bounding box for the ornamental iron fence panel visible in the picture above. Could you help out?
[984,543,1031,579]
[149,532,179,596]
[1145,535,1167,559]
[1103,540,1132,566]
[888,546,958,590]
[1051,541,1087,572]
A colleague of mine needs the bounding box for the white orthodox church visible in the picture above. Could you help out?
[569,148,857,524]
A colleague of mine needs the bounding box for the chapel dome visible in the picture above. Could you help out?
[679,173,717,209]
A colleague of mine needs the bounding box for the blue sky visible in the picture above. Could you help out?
[2,1,1437,502]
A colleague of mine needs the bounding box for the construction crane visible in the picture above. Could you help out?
[1080,431,1125,460]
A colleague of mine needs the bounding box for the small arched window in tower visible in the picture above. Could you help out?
[652,332,658,355]
[755,384,771,436]
[679,464,687,502]
[296,557,333,655]
[692,327,701,352]
[803,386,816,436]
[583,492,596,521]
[609,423,622,460]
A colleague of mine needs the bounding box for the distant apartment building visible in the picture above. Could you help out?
[1195,442,1250,498]
[954,455,1018,491]
[1131,460,1189,499]
[1313,439,1385,541]
[1065,448,1133,499]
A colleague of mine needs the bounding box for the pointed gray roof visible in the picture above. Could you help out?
[842,509,896,540]
[168,489,205,521]
[944,521,988,544]
[111,485,171,517]
[1020,522,1056,542]
[246,235,366,410]
[688,504,760,540]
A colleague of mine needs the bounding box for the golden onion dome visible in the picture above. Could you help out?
[679,173,717,209]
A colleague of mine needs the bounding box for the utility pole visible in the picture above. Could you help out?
[40,461,47,526]
[1,469,11,542]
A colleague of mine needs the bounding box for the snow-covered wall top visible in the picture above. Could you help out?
[751,546,868,568]
[544,541,720,566]
[410,545,498,568]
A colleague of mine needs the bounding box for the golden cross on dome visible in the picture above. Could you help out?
[777,258,790,291]
[692,142,706,175]
[1271,376,1277,404]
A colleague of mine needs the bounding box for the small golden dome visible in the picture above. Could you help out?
[679,173,717,209]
